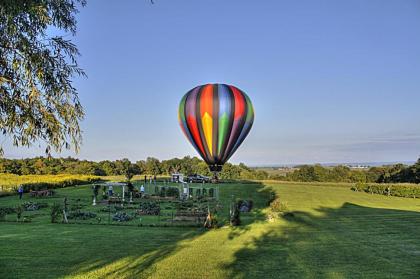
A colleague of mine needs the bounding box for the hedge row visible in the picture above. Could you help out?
[19,178,102,192]
[351,183,420,198]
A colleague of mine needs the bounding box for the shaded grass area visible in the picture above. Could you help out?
[225,204,420,278]
[0,223,200,278]
[1,181,420,278]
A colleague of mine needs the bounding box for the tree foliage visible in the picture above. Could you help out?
[0,156,270,180]
[0,0,86,155]
[283,160,420,184]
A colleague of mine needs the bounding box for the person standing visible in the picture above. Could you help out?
[144,175,147,185]
[140,184,145,197]
[18,185,24,200]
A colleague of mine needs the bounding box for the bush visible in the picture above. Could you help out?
[159,187,166,197]
[113,212,133,222]
[15,205,23,221]
[50,203,62,223]
[138,201,160,215]
[22,201,48,211]
[208,188,214,198]
[267,192,277,206]
[0,206,15,215]
[270,198,289,213]
[237,200,253,212]
[165,187,179,198]
[230,201,241,226]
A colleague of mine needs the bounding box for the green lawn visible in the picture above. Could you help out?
[1,180,420,278]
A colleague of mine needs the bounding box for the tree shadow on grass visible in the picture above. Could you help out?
[224,203,420,278]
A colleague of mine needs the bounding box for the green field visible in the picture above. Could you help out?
[1,180,420,278]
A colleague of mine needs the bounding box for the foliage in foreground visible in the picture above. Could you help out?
[0,0,87,155]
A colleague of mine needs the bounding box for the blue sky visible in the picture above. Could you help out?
[4,0,420,165]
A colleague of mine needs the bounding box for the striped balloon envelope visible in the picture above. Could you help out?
[178,83,254,174]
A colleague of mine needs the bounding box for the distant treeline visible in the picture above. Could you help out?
[1,157,419,183]
[280,159,420,184]
[0,157,268,180]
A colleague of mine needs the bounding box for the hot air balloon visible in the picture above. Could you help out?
[178,83,254,180]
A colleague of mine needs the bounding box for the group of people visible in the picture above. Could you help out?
[144,175,157,185]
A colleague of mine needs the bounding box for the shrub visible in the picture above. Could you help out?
[113,212,133,222]
[270,198,289,213]
[267,192,277,206]
[15,205,23,221]
[22,201,48,211]
[230,201,241,226]
[165,187,179,198]
[0,206,15,215]
[50,203,62,223]
[138,201,160,215]
[208,188,214,198]
[159,187,166,197]
[0,209,6,221]
[237,200,253,212]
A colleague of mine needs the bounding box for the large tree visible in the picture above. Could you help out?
[0,0,86,155]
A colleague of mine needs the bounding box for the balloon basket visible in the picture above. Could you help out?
[211,172,219,184]
[209,165,223,184]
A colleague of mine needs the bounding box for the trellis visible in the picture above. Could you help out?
[146,183,220,200]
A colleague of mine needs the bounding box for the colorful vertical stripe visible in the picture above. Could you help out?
[178,83,254,172]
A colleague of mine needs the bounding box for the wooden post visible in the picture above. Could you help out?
[63,197,68,224]
[122,184,125,206]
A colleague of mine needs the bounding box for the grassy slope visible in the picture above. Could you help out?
[1,181,420,278]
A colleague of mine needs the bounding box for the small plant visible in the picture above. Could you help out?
[0,206,15,215]
[22,201,48,211]
[166,187,179,198]
[50,203,62,223]
[138,201,160,215]
[270,198,289,213]
[160,187,166,197]
[237,200,253,212]
[0,208,7,221]
[268,198,291,222]
[15,205,24,221]
[267,192,277,206]
[230,201,241,226]
[209,188,214,198]
[112,212,133,222]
